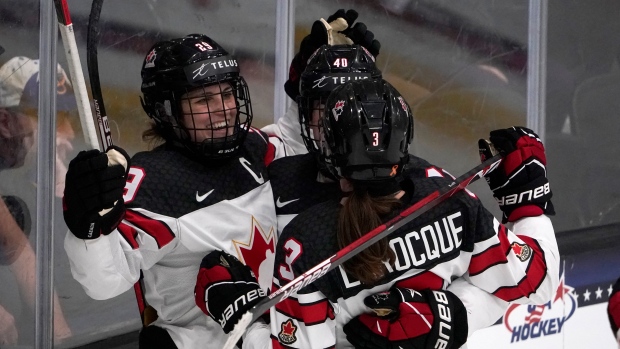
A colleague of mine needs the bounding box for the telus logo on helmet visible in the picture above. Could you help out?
[185,56,240,83]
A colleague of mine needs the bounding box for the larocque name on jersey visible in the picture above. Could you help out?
[384,211,464,272]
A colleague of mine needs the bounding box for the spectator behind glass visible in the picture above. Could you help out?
[0,55,73,345]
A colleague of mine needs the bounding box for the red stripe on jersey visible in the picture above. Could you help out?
[264,139,278,166]
[124,209,175,249]
[133,279,147,323]
[117,223,139,249]
[492,235,547,302]
[275,296,334,326]
[396,271,444,290]
[469,224,511,276]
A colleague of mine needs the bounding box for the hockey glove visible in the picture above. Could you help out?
[194,251,267,334]
[479,126,555,223]
[284,9,381,100]
[608,277,620,344]
[63,146,129,239]
[343,287,468,349]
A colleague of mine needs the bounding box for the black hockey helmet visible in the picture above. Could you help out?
[298,44,382,156]
[140,34,252,160]
[321,79,413,182]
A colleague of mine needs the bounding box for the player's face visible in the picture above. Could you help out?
[180,82,238,143]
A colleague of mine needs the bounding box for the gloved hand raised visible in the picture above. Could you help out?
[284,9,381,100]
[343,287,468,349]
[194,251,267,333]
[479,126,555,223]
[63,146,130,239]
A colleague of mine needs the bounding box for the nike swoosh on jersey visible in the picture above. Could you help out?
[196,189,215,202]
[275,197,299,208]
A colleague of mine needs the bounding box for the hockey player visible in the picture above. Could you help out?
[61,10,380,349]
[198,79,560,348]
[195,47,511,349]
[62,34,288,349]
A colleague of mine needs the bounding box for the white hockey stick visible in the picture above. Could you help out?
[54,0,101,150]
[223,153,503,349]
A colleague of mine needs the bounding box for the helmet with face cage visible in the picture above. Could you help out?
[298,44,382,158]
[321,79,413,182]
[140,34,252,160]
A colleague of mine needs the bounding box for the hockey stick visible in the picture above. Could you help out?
[53,0,100,150]
[86,0,156,326]
[223,152,503,348]
[87,0,114,149]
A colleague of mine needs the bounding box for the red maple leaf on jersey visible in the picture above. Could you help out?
[510,242,532,261]
[278,319,298,344]
[232,218,275,285]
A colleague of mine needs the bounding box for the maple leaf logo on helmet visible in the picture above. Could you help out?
[332,100,345,122]
[144,49,157,68]
[398,96,408,112]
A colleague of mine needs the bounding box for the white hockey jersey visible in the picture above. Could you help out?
[65,129,285,349]
[258,156,559,349]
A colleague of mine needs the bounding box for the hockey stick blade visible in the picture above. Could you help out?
[223,153,503,349]
[54,0,100,150]
[87,0,114,149]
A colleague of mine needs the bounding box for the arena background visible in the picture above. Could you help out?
[0,0,618,347]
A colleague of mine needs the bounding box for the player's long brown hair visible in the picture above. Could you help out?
[338,186,400,285]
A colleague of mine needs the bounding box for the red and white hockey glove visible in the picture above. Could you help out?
[479,126,555,223]
[343,287,468,349]
[194,251,267,334]
[63,146,129,239]
[608,277,620,345]
[284,9,381,101]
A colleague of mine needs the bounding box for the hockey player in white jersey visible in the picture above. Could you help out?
[197,79,559,349]
[62,34,289,349]
[61,10,382,348]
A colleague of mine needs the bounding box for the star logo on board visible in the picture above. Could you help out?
[554,273,574,302]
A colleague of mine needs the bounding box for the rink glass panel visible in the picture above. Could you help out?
[0,0,617,347]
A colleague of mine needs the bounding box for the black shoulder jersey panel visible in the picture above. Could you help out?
[276,155,494,302]
[126,131,270,218]
[268,153,340,215]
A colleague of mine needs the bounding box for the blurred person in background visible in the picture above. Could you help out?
[0,53,74,345]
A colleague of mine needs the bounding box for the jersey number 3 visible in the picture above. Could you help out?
[123,167,145,203]
[278,238,302,281]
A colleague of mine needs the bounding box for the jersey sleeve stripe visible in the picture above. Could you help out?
[124,209,175,249]
[117,223,139,249]
[469,224,511,276]
[491,236,547,302]
[395,270,444,290]
[276,296,334,325]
